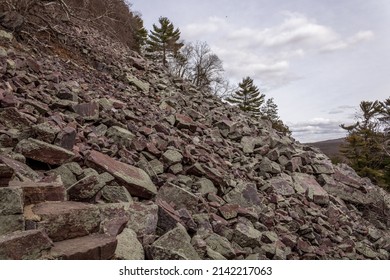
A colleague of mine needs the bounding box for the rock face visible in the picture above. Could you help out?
[0,9,389,260]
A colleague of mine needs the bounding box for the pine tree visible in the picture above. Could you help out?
[340,99,390,189]
[227,77,265,116]
[133,15,148,52]
[146,17,182,66]
[262,98,279,122]
[261,97,291,135]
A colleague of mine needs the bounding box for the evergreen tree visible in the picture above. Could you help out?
[227,77,265,116]
[133,15,148,52]
[261,97,291,135]
[340,99,390,189]
[146,17,182,66]
[262,98,279,121]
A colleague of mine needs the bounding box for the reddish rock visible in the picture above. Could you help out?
[293,173,329,205]
[0,155,40,180]
[25,201,100,242]
[9,175,66,205]
[175,113,197,132]
[157,183,200,212]
[127,202,158,238]
[50,234,117,260]
[15,138,75,165]
[55,126,76,150]
[72,102,99,121]
[0,163,13,186]
[0,229,53,260]
[157,199,181,232]
[85,150,157,199]
[219,204,239,220]
[100,216,129,237]
[0,90,17,107]
[0,107,32,130]
[67,174,100,202]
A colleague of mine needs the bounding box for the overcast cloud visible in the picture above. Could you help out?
[131,0,390,142]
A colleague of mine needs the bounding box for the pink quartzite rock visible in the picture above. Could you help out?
[72,102,99,121]
[0,155,40,181]
[0,229,53,260]
[25,201,100,242]
[9,175,66,205]
[15,138,75,165]
[292,173,329,205]
[50,234,117,260]
[85,150,157,199]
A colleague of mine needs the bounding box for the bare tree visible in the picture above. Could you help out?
[191,41,224,91]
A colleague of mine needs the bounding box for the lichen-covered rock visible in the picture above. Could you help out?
[86,150,157,199]
[114,228,144,260]
[15,138,75,165]
[149,224,201,260]
[0,230,52,260]
[25,201,100,242]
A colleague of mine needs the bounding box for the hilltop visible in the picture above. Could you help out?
[306,138,345,160]
[0,2,389,260]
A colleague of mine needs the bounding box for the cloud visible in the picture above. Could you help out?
[181,12,374,89]
[328,105,357,115]
[182,16,228,39]
[288,118,347,142]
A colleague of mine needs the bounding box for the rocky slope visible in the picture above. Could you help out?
[0,12,389,260]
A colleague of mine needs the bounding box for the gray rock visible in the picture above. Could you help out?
[232,222,262,247]
[106,126,135,148]
[204,233,235,259]
[149,224,201,260]
[162,149,183,166]
[125,74,150,92]
[0,214,24,235]
[114,228,144,260]
[0,187,23,215]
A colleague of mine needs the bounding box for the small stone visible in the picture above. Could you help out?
[162,149,183,166]
[72,102,99,121]
[106,126,135,148]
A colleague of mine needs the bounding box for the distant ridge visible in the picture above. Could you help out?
[306,138,345,159]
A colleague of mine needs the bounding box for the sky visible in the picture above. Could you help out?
[130,0,390,143]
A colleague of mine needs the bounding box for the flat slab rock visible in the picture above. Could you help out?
[0,229,53,260]
[50,234,117,260]
[24,201,100,242]
[86,150,157,199]
[15,138,75,165]
[9,175,66,205]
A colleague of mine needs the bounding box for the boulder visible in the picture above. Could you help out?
[149,224,201,260]
[86,150,157,199]
[24,201,100,242]
[15,138,75,165]
[0,230,52,260]
[114,228,144,260]
[50,234,117,260]
[106,126,135,148]
[292,173,329,205]
[72,102,99,121]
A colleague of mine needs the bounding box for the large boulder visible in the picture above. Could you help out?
[86,150,157,199]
